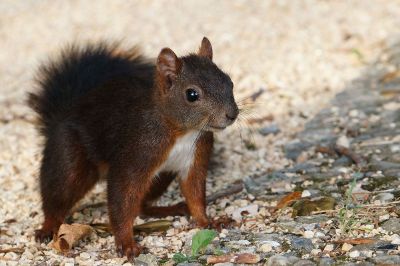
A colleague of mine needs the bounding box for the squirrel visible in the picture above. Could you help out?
[28,37,238,259]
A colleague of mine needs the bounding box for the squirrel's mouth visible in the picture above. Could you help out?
[205,125,227,132]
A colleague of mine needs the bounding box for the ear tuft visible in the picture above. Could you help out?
[198,37,213,60]
[157,48,182,85]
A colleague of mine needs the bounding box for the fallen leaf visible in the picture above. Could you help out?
[91,219,173,236]
[292,197,336,217]
[380,70,400,83]
[134,220,172,233]
[51,223,93,253]
[277,191,302,209]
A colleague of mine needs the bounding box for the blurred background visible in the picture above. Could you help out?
[1,0,400,264]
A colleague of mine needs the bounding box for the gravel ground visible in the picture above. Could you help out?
[1,1,400,265]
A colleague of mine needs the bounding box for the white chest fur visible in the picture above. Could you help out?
[156,131,199,179]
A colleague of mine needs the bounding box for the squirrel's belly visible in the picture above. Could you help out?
[156,131,200,179]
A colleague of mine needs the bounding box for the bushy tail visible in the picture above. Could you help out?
[28,42,149,136]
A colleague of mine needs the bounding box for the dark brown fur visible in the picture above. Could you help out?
[29,38,238,259]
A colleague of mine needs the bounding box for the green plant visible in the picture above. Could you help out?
[337,173,374,236]
[172,229,217,263]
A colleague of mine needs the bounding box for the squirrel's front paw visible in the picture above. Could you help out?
[116,240,143,260]
[35,229,53,243]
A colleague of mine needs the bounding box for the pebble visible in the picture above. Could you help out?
[290,236,314,253]
[336,135,350,148]
[260,243,273,252]
[231,204,258,221]
[259,124,281,136]
[341,243,353,252]
[266,255,300,266]
[375,192,394,203]
[79,252,91,260]
[323,244,334,252]
[349,250,360,258]
[310,249,321,255]
[372,255,400,264]
[390,234,400,244]
[303,231,314,239]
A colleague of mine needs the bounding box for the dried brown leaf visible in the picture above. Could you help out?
[277,191,302,209]
[51,223,93,253]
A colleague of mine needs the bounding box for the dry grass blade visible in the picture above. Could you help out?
[333,238,376,245]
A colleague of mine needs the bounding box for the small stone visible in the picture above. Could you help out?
[267,255,300,266]
[301,190,311,197]
[382,218,400,233]
[375,192,394,203]
[259,124,280,136]
[214,263,234,266]
[303,231,314,239]
[324,244,334,252]
[379,214,390,222]
[342,243,353,252]
[232,204,258,221]
[80,252,91,260]
[336,135,350,148]
[260,243,273,252]
[372,255,400,264]
[349,109,359,117]
[293,259,316,266]
[311,249,321,255]
[135,254,158,266]
[349,250,360,258]
[391,234,400,244]
[318,258,335,266]
[290,236,314,252]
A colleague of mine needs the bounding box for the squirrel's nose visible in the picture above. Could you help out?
[225,109,238,122]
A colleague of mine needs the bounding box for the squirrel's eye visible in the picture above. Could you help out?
[186,88,199,102]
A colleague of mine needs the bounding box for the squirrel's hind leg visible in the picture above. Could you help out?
[35,128,98,242]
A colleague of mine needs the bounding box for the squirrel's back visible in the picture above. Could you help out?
[28,42,154,136]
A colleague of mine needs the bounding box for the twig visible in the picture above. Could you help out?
[334,145,365,166]
[0,247,25,254]
[315,145,337,156]
[247,88,266,102]
[361,200,400,208]
[206,182,243,204]
[72,202,107,214]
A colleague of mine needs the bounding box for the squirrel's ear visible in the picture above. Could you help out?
[198,37,213,60]
[157,48,182,88]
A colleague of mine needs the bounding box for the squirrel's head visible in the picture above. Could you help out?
[155,37,238,132]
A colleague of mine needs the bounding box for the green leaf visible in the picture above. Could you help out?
[172,253,189,263]
[191,229,217,256]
